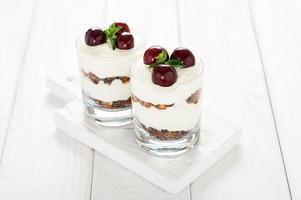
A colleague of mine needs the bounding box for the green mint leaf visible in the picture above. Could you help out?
[148,61,164,68]
[166,59,184,68]
[104,23,122,50]
[106,24,122,36]
[155,51,168,63]
[149,63,158,68]
[166,59,182,65]
[109,37,116,50]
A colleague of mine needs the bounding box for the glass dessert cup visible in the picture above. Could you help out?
[131,58,204,156]
[76,33,144,127]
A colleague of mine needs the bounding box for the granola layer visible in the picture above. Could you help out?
[81,69,130,85]
[132,95,174,110]
[141,124,187,140]
[92,97,131,109]
[132,88,201,110]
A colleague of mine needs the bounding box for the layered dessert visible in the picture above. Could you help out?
[76,22,144,126]
[131,46,203,155]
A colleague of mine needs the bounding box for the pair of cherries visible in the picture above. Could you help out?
[85,22,134,50]
[144,46,195,87]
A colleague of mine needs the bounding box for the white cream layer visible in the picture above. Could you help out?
[133,101,201,131]
[77,34,144,78]
[81,75,130,102]
[130,59,203,105]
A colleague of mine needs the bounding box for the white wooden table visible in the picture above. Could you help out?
[0,0,300,199]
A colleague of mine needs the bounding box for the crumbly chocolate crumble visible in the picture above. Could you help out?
[186,89,201,104]
[141,124,187,140]
[82,69,130,85]
[132,95,174,110]
[92,97,131,109]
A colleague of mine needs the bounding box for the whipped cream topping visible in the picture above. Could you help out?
[77,33,145,78]
[130,59,204,104]
[77,34,144,59]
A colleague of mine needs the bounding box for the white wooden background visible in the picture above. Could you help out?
[0,0,300,199]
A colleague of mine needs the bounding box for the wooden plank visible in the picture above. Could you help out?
[90,0,191,199]
[178,0,292,199]
[0,0,107,199]
[92,154,191,200]
[249,0,301,199]
[0,0,36,156]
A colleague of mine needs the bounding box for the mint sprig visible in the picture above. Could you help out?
[148,51,167,68]
[148,51,184,68]
[166,59,184,68]
[149,62,161,68]
[104,24,122,50]
[156,51,168,63]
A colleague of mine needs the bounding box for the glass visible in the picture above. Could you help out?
[76,34,143,127]
[131,58,204,156]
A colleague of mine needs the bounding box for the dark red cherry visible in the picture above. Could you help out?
[85,28,106,46]
[143,46,169,65]
[170,47,195,67]
[152,64,178,87]
[114,22,130,35]
[116,32,134,50]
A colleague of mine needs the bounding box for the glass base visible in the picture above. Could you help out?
[83,93,132,127]
[133,118,200,157]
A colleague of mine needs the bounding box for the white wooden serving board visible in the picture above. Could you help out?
[48,71,242,194]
